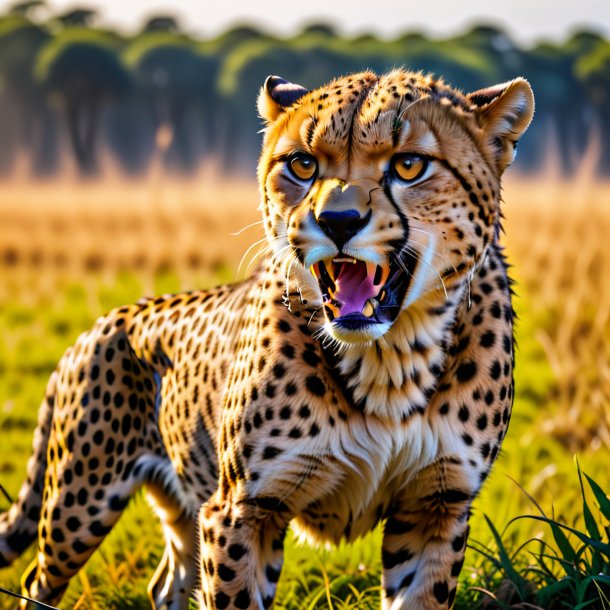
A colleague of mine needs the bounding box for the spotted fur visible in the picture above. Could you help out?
[0,69,533,609]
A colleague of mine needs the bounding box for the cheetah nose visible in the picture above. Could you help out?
[317,209,371,250]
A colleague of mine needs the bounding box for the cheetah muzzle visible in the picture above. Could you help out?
[1,69,534,610]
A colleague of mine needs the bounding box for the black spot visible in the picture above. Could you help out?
[228,543,247,561]
[77,488,88,505]
[109,494,128,511]
[214,591,230,609]
[490,301,502,318]
[477,413,488,430]
[451,558,464,577]
[456,361,477,383]
[217,563,236,581]
[382,547,414,569]
[458,406,469,422]
[452,533,466,552]
[72,540,89,554]
[51,528,65,543]
[266,565,281,583]
[66,517,81,532]
[278,320,291,333]
[89,520,112,537]
[279,405,291,419]
[263,446,283,460]
[273,363,286,379]
[400,572,415,589]
[298,404,311,418]
[480,330,495,347]
[305,375,325,396]
[281,344,295,359]
[234,588,251,609]
[433,581,449,603]
[302,350,321,367]
[385,518,415,535]
[490,360,501,380]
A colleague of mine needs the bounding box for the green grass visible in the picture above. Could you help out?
[0,266,608,610]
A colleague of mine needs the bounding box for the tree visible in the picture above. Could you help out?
[142,16,180,34]
[0,14,57,174]
[54,7,97,28]
[36,30,130,175]
[125,33,216,172]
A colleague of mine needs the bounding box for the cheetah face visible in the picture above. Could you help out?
[257,71,534,344]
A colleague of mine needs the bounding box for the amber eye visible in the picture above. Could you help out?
[391,154,428,183]
[288,153,318,181]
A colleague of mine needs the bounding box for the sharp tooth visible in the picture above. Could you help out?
[379,290,387,302]
[362,298,377,317]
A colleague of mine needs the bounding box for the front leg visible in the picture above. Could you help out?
[382,459,473,610]
[198,491,288,610]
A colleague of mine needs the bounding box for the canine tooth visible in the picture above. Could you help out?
[362,299,377,317]
[379,290,387,302]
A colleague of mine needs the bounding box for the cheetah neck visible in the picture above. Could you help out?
[330,285,465,422]
[278,262,467,422]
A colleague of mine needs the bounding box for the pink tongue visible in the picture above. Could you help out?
[334,262,377,315]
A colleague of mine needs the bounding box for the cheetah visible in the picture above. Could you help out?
[0,69,534,609]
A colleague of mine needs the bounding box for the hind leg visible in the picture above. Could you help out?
[146,463,199,610]
[20,325,162,606]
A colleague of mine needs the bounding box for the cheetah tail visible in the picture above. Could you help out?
[0,371,56,568]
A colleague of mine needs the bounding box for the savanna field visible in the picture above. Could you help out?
[0,170,609,609]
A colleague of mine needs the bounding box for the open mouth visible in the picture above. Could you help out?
[310,254,417,331]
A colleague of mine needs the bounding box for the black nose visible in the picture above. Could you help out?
[317,209,371,250]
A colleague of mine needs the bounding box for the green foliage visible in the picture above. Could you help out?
[470,463,610,609]
[0,1,609,175]
[0,262,607,609]
[34,27,126,83]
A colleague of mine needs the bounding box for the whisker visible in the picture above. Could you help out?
[230,220,264,236]
[395,244,449,300]
[237,236,270,275]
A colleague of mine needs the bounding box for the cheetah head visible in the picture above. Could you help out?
[257,70,534,344]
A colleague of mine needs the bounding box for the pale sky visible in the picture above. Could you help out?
[2,0,609,44]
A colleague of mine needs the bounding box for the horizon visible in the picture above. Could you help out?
[0,0,608,45]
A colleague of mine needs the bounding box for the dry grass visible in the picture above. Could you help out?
[0,170,608,609]
[1,172,609,454]
[0,172,262,275]
[503,176,610,451]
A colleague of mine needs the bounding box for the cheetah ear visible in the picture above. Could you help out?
[467,78,534,172]
[258,75,309,123]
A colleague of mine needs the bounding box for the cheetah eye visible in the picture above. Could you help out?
[287,152,318,182]
[390,154,428,183]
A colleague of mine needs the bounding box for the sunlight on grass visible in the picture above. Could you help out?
[0,175,608,609]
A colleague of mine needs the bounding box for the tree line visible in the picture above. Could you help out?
[0,0,609,177]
